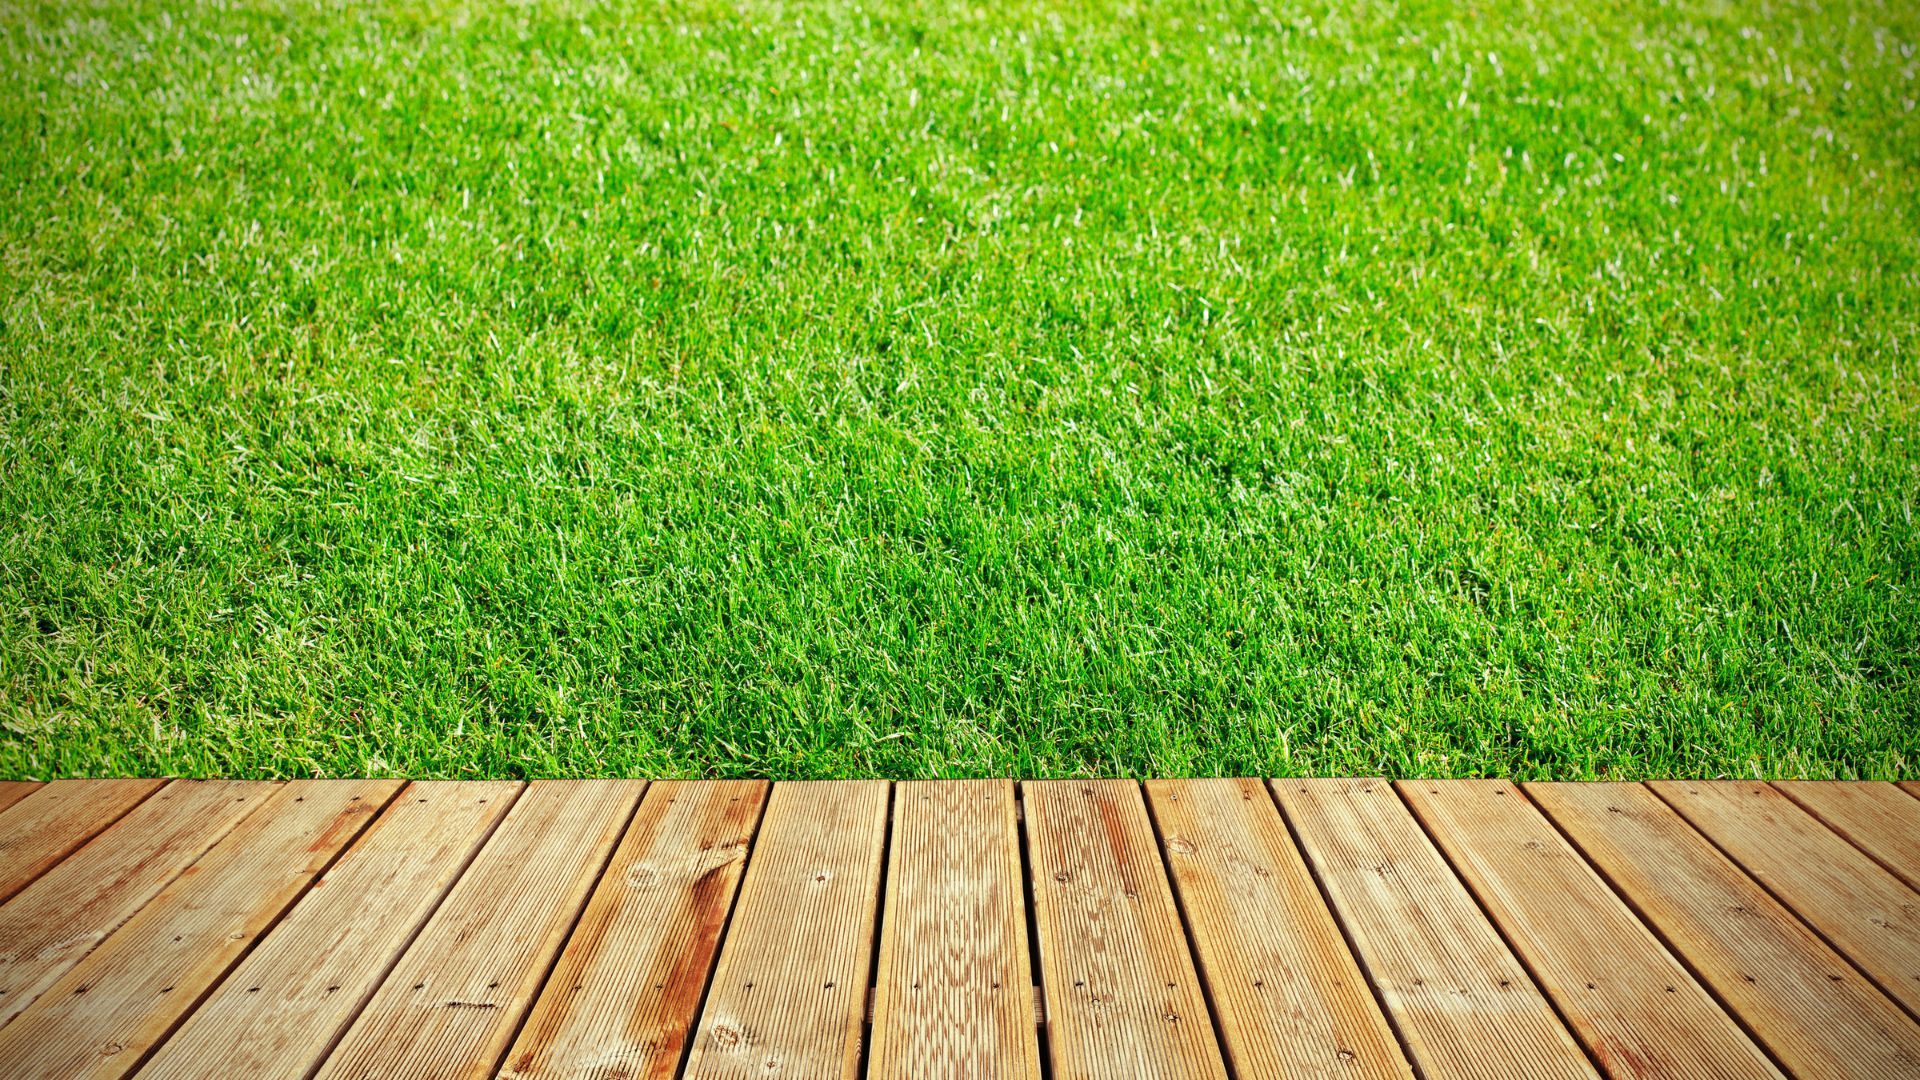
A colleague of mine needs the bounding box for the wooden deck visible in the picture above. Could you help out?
[0,779,1916,1078]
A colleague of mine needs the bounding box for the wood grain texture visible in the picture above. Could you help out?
[0,780,165,905]
[1773,781,1920,892]
[1650,779,1920,1019]
[0,783,38,817]
[135,781,520,1079]
[1273,778,1596,1080]
[1401,780,1780,1079]
[320,780,647,1080]
[683,780,888,1080]
[0,780,400,1080]
[0,780,271,1029]
[869,780,1039,1080]
[1024,779,1226,1080]
[1145,778,1411,1080]
[1529,782,1920,1079]
[505,780,768,1080]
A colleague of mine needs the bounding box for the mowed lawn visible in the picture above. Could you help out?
[2,0,1916,781]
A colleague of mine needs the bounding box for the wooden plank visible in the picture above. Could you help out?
[135,781,519,1078]
[683,780,888,1080]
[1773,781,1920,892]
[1145,778,1410,1079]
[0,780,401,1079]
[869,780,1039,1080]
[322,780,648,1080]
[505,780,769,1080]
[1529,782,1920,1080]
[0,780,165,904]
[1649,779,1920,1019]
[0,780,271,1028]
[1273,778,1596,1079]
[1024,779,1226,1080]
[1402,780,1780,1078]
[0,783,38,817]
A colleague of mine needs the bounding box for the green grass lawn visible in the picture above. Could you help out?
[2,0,1916,781]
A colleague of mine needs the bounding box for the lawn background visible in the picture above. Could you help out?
[2,0,1916,780]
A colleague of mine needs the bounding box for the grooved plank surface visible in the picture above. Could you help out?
[1529,782,1920,1080]
[1024,779,1226,1080]
[1650,780,1920,1018]
[0,780,271,1029]
[0,780,400,1080]
[2,778,1917,1077]
[1401,780,1781,1079]
[0,783,38,817]
[321,779,647,1080]
[134,781,520,1079]
[1274,778,1597,1079]
[505,780,768,1080]
[1773,781,1920,892]
[0,780,166,905]
[684,780,888,1080]
[1145,778,1411,1080]
[869,780,1038,1080]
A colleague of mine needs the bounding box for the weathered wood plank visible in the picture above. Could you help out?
[869,779,1039,1080]
[320,780,647,1080]
[1401,780,1780,1079]
[0,780,165,905]
[503,780,768,1080]
[135,781,519,1078]
[1273,778,1596,1079]
[1649,779,1920,1019]
[1025,779,1226,1080]
[1145,778,1410,1080]
[0,783,38,817]
[682,781,888,1080]
[1530,782,1920,1079]
[1773,781,1920,892]
[0,780,399,1079]
[0,780,271,1029]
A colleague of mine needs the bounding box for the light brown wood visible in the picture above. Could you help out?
[505,780,768,1080]
[0,780,401,1079]
[1145,778,1411,1079]
[0,780,165,905]
[0,783,38,817]
[1402,780,1781,1079]
[0,780,271,1029]
[869,780,1039,1080]
[1024,779,1226,1080]
[320,780,648,1080]
[682,780,888,1080]
[1529,782,1920,1079]
[1773,781,1920,892]
[1650,779,1920,1019]
[135,781,519,1078]
[1273,778,1596,1079]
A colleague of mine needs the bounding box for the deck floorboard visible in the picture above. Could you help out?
[1145,777,1410,1080]
[0,778,1912,1078]
[869,779,1038,1080]
[134,781,518,1078]
[1650,780,1920,1022]
[0,780,397,1080]
[1529,782,1920,1080]
[1026,779,1226,1080]
[1401,780,1781,1079]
